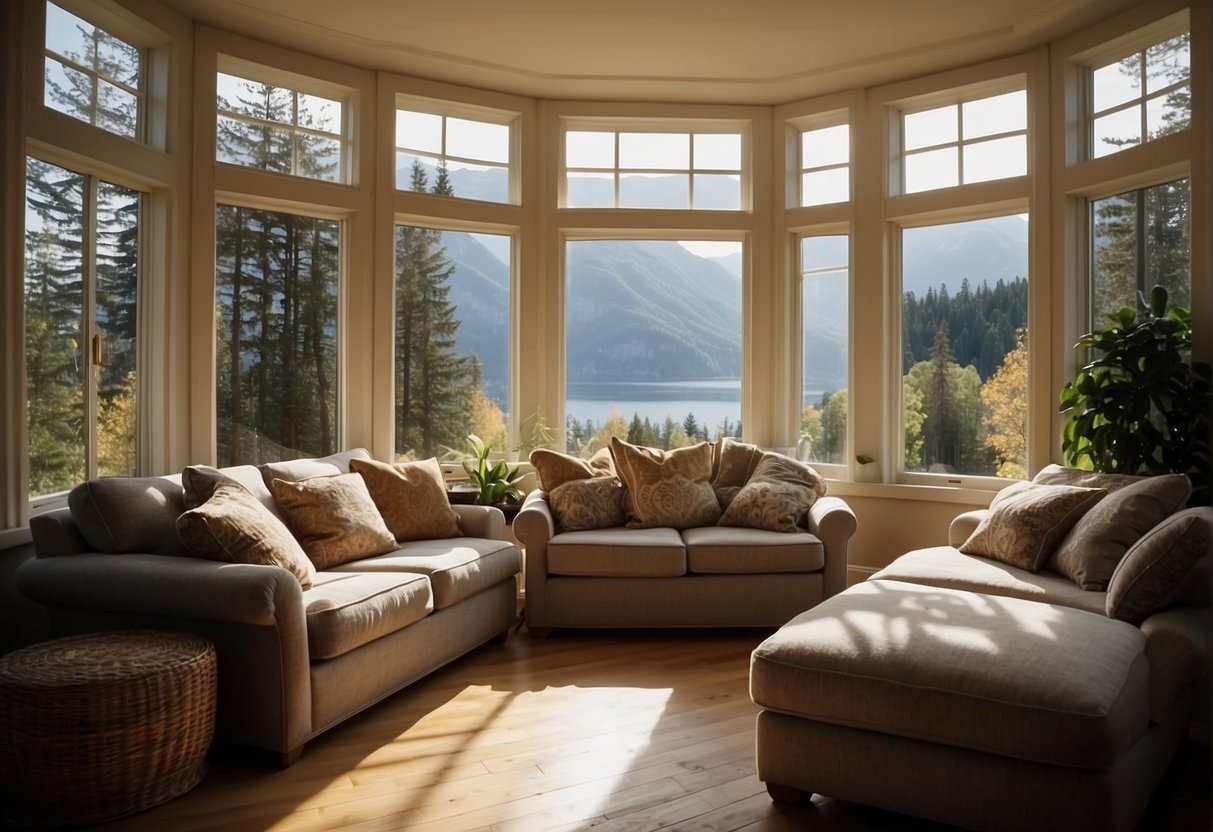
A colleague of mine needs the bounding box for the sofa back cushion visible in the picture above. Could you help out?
[610,438,721,530]
[259,447,371,489]
[68,476,187,556]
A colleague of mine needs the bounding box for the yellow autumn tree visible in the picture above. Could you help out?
[980,333,1028,479]
[466,387,508,454]
[97,371,137,477]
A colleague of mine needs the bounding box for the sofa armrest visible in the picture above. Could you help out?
[949,509,988,547]
[1141,606,1211,724]
[808,496,857,598]
[453,504,506,540]
[514,489,556,629]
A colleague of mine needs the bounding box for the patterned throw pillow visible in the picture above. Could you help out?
[350,457,462,542]
[712,437,764,509]
[718,452,826,533]
[959,481,1106,572]
[1106,510,1210,622]
[270,473,398,569]
[549,477,627,532]
[609,437,721,530]
[530,448,598,491]
[177,480,317,588]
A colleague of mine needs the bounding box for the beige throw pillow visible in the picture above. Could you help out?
[1048,473,1191,590]
[718,452,825,533]
[270,473,398,569]
[1106,510,1210,622]
[549,477,627,532]
[176,480,317,588]
[610,437,722,530]
[530,448,598,492]
[959,481,1106,572]
[350,457,461,542]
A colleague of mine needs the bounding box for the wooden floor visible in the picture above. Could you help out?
[88,628,1208,832]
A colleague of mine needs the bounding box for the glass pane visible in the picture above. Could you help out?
[447,117,510,164]
[1146,86,1190,140]
[619,172,688,209]
[963,135,1026,183]
[44,58,92,124]
[95,180,140,477]
[693,133,741,170]
[394,228,511,459]
[904,147,958,193]
[692,174,741,210]
[619,132,689,170]
[215,206,339,466]
[442,159,510,203]
[215,116,292,174]
[962,90,1026,139]
[1093,56,1141,112]
[1145,178,1190,310]
[396,110,442,153]
[298,92,342,134]
[566,172,614,208]
[904,104,957,151]
[802,124,848,167]
[395,152,441,191]
[1145,34,1189,95]
[800,235,848,466]
[1092,107,1141,158]
[44,3,94,66]
[24,158,87,497]
[801,167,849,206]
[216,73,292,125]
[565,240,742,456]
[566,131,614,168]
[296,133,342,182]
[1090,191,1138,320]
[95,28,140,89]
[97,79,138,138]
[901,216,1029,478]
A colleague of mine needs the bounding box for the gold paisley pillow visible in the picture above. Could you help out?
[270,473,398,569]
[718,452,826,533]
[349,457,462,542]
[959,481,1106,572]
[610,437,721,530]
[549,477,627,532]
[177,480,317,588]
[712,438,764,509]
[530,448,597,491]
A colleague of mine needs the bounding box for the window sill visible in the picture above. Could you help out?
[826,478,996,506]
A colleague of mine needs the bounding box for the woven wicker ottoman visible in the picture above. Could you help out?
[0,630,217,828]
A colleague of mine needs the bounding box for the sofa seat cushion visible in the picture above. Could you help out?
[872,546,1107,615]
[682,526,824,574]
[548,527,686,577]
[751,580,1150,769]
[304,571,433,659]
[330,538,519,609]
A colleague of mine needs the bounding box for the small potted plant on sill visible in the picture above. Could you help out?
[463,433,525,507]
[855,454,879,483]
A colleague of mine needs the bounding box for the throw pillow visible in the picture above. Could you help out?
[959,481,1106,572]
[548,476,627,532]
[718,452,824,533]
[609,437,721,529]
[270,473,398,569]
[530,448,598,492]
[1048,473,1192,590]
[1106,510,1210,622]
[176,480,316,588]
[349,457,462,542]
[182,463,283,520]
[1032,463,1142,493]
[713,437,764,488]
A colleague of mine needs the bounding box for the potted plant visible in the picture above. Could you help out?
[462,433,525,506]
[1058,286,1210,504]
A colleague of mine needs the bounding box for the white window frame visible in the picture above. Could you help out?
[795,111,850,208]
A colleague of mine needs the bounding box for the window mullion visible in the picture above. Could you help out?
[83,175,99,479]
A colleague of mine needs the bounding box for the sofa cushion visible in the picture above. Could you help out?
[330,537,519,609]
[1047,473,1191,591]
[1032,463,1142,492]
[872,545,1108,615]
[1106,509,1210,622]
[182,464,284,521]
[303,571,433,659]
[718,452,824,533]
[548,527,686,577]
[958,481,1105,572]
[176,480,317,588]
[270,473,398,569]
[548,476,627,532]
[750,580,1151,769]
[610,438,721,530]
[349,457,461,542]
[68,476,187,556]
[258,447,371,488]
[683,526,824,574]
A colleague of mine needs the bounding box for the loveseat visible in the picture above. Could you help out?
[18,449,520,766]
[515,438,857,634]
[750,464,1210,832]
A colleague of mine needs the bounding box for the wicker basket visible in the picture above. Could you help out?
[0,630,217,828]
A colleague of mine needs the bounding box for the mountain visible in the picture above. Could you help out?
[902,215,1028,297]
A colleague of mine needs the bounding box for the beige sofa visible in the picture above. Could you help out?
[515,440,857,634]
[750,465,1210,832]
[18,450,519,766]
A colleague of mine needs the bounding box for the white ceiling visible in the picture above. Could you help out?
[162,0,1134,104]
